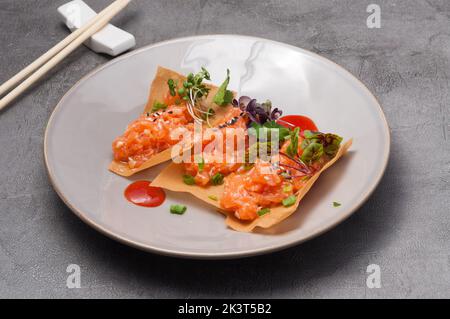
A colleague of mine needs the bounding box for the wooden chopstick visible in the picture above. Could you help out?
[0,0,131,111]
[0,0,125,97]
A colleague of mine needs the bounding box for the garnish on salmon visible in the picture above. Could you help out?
[220,128,344,221]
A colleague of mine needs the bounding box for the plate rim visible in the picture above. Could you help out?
[44,34,391,259]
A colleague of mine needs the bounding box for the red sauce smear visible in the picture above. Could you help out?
[124,180,166,207]
[277,115,318,132]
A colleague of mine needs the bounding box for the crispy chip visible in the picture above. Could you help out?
[152,139,352,232]
[109,66,233,176]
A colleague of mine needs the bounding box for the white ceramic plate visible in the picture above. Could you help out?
[45,35,390,259]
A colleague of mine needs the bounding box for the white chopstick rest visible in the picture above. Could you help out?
[58,0,135,56]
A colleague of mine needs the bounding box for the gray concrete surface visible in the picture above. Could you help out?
[0,0,449,298]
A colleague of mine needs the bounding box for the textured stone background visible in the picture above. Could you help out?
[0,0,449,298]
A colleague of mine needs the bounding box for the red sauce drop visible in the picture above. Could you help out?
[277,115,318,132]
[124,180,166,207]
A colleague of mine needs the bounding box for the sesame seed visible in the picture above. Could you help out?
[115,141,124,148]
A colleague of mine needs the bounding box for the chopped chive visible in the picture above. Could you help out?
[183,174,195,185]
[208,195,218,201]
[282,195,296,207]
[167,79,177,96]
[197,156,205,172]
[211,173,224,185]
[257,208,270,216]
[151,100,167,112]
[333,201,341,207]
[170,204,187,215]
[283,184,293,193]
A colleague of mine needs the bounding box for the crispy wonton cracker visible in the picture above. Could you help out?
[151,139,352,232]
[109,66,233,177]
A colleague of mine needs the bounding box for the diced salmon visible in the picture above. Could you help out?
[112,105,193,168]
[220,160,296,221]
[183,107,248,185]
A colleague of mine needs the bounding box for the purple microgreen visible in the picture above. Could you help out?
[234,96,282,125]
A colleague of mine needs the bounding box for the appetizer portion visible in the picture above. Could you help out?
[109,66,235,176]
[220,130,345,221]
[151,86,352,232]
[112,66,352,232]
[224,139,352,232]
